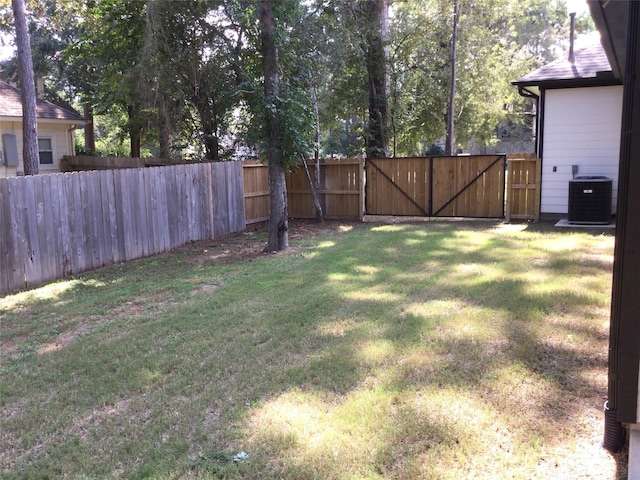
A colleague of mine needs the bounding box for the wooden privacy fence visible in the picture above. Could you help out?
[366,155,506,218]
[0,162,244,295]
[505,154,541,222]
[243,158,365,224]
[243,155,540,223]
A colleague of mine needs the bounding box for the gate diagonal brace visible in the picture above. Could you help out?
[432,155,505,217]
[367,158,430,216]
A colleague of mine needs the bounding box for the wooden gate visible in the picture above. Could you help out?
[366,155,506,218]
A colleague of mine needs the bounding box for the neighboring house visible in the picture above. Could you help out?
[512,41,623,218]
[0,81,84,178]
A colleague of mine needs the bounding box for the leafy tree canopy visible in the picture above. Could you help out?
[0,0,586,159]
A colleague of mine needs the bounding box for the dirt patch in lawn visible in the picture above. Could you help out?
[184,219,363,266]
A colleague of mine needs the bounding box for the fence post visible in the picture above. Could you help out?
[359,159,366,221]
[505,159,512,223]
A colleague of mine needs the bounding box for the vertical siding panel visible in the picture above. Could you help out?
[542,86,623,214]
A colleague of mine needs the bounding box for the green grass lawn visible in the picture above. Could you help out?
[0,220,621,479]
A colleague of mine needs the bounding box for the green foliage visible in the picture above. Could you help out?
[239,1,321,168]
[385,0,571,155]
[2,0,584,160]
[321,116,365,158]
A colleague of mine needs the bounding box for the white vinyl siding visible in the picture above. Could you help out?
[541,85,623,215]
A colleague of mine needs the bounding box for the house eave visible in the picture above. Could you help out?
[0,116,85,127]
[587,0,626,80]
[512,76,621,91]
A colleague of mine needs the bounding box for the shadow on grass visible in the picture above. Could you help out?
[0,220,620,479]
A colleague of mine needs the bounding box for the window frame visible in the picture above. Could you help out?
[37,137,55,166]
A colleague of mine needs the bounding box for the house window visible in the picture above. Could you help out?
[38,138,54,165]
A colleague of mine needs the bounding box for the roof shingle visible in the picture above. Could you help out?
[0,81,84,122]
[514,42,615,86]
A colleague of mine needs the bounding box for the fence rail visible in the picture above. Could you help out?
[60,155,196,171]
[0,162,244,295]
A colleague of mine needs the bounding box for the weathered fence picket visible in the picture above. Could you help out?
[1,162,245,295]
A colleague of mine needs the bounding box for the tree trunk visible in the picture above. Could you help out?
[195,91,220,161]
[156,97,172,159]
[128,104,142,158]
[363,0,389,159]
[12,0,39,175]
[302,155,323,222]
[159,123,172,159]
[83,104,96,154]
[445,0,459,156]
[265,160,289,252]
[309,85,324,221]
[260,0,288,252]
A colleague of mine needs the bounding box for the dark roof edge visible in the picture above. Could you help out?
[512,76,622,90]
[588,0,623,79]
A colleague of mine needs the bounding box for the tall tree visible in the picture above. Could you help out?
[356,0,390,158]
[260,0,288,251]
[445,0,459,155]
[386,0,569,156]
[11,0,38,174]
[142,0,246,160]
[62,0,147,158]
